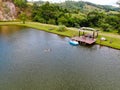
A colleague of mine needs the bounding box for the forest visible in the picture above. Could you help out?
[13,0,120,34]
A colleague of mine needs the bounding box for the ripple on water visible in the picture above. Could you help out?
[0,25,120,90]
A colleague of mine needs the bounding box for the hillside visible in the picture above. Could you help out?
[85,1,119,12]
[58,1,120,12]
[31,0,119,13]
[0,0,119,21]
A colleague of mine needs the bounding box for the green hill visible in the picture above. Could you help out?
[29,0,119,13]
[58,1,119,12]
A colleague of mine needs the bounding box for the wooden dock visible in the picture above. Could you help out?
[71,36,96,44]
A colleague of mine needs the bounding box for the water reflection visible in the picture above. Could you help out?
[0,25,27,36]
[0,25,120,90]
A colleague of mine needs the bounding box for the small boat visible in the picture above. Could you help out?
[69,40,79,46]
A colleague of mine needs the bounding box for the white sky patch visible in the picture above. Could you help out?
[27,0,118,6]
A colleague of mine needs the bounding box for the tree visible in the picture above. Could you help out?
[13,0,27,9]
[101,23,111,32]
[19,12,27,24]
[32,2,65,25]
[118,27,120,34]
[116,0,120,33]
[105,14,119,29]
[58,16,68,26]
[87,11,105,27]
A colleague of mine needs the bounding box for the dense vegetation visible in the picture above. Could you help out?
[31,1,120,33]
[13,0,27,8]
[14,0,120,34]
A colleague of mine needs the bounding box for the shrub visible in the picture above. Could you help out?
[48,19,56,25]
[58,25,67,32]
[19,12,27,24]
[75,23,80,28]
[118,27,120,34]
[101,23,111,32]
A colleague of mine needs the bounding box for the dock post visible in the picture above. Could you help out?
[83,30,85,35]
[96,30,99,38]
[79,30,80,37]
[93,31,95,38]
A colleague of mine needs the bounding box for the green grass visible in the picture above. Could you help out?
[0,22,78,37]
[96,35,120,49]
[0,21,120,50]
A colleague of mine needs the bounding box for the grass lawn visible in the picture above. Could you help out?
[0,21,120,50]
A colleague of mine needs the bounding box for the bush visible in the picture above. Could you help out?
[101,23,111,32]
[58,16,68,26]
[118,27,120,34]
[33,16,46,23]
[58,25,67,32]
[48,19,56,25]
[13,0,27,8]
[19,12,27,24]
[38,18,46,23]
[75,23,80,28]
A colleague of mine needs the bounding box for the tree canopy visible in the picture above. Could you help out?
[19,0,120,33]
[13,0,27,8]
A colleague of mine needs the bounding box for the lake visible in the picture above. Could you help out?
[0,25,120,90]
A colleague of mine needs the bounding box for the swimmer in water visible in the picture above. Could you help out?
[44,48,51,52]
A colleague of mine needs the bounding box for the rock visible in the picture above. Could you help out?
[0,11,4,20]
[0,1,16,21]
[100,37,106,41]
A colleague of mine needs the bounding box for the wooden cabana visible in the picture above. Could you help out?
[72,27,99,45]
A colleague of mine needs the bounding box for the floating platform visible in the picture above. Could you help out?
[71,36,96,45]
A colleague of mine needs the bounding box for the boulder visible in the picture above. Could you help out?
[0,1,16,21]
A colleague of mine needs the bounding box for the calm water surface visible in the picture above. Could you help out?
[0,25,120,90]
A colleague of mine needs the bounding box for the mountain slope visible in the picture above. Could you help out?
[58,1,119,12]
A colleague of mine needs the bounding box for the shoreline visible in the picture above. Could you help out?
[0,21,120,50]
